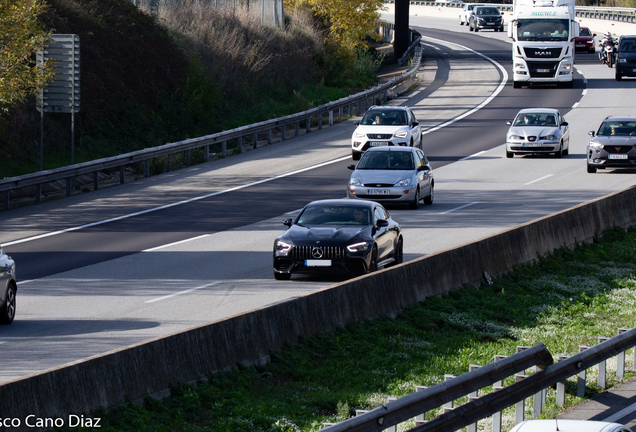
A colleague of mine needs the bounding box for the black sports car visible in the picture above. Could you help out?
[273,199,403,280]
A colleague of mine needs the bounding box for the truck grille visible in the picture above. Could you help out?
[527,61,559,78]
[291,246,346,259]
[524,47,562,59]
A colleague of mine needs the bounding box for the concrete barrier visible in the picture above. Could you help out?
[2,183,636,431]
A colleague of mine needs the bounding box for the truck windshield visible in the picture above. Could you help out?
[517,19,569,41]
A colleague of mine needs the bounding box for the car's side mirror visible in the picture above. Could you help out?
[347,164,356,170]
[354,121,360,127]
[418,165,430,171]
[283,218,292,227]
[588,131,596,137]
[506,121,512,126]
[412,121,419,127]
[561,121,568,127]
[593,33,597,37]
[376,219,389,228]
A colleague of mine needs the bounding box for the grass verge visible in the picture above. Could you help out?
[51,229,636,432]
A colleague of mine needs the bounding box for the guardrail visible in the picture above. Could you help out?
[0,27,422,211]
[321,326,636,432]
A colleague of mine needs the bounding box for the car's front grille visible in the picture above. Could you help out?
[511,146,554,151]
[527,61,559,78]
[290,246,346,260]
[363,183,394,187]
[604,145,633,154]
[524,48,563,59]
[367,134,392,139]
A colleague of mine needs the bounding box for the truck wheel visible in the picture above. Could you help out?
[513,81,522,89]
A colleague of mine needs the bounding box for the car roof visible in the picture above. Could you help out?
[602,115,636,122]
[366,105,409,112]
[510,419,630,432]
[304,199,376,210]
[365,146,418,153]
[517,108,560,115]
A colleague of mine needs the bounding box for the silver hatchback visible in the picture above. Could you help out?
[0,248,16,324]
[347,146,434,209]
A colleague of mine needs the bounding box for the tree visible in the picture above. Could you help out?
[285,0,385,51]
[0,0,54,113]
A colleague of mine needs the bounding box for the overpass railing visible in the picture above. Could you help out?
[321,325,636,432]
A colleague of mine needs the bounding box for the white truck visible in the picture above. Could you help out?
[508,0,579,88]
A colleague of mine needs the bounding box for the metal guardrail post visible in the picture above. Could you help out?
[577,345,589,397]
[281,125,286,141]
[443,375,455,414]
[253,132,258,149]
[491,355,507,432]
[238,136,243,152]
[295,122,299,137]
[466,366,480,432]
[556,355,568,406]
[598,336,610,388]
[329,110,333,126]
[222,140,227,156]
[204,144,209,161]
[120,166,125,184]
[618,327,628,378]
[306,118,311,133]
[414,386,428,426]
[318,113,322,130]
[357,100,362,116]
[94,172,100,190]
[268,129,272,144]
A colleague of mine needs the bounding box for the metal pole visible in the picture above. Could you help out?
[71,112,75,165]
[40,110,44,171]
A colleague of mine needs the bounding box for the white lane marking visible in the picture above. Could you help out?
[143,234,210,252]
[602,402,636,423]
[1,156,351,248]
[16,280,33,285]
[582,89,587,96]
[439,202,479,215]
[460,151,487,161]
[0,341,6,345]
[144,281,221,303]
[421,37,508,136]
[572,102,580,109]
[524,174,554,185]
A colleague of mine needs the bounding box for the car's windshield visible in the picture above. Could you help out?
[476,7,499,15]
[296,206,371,226]
[517,19,569,41]
[598,121,636,136]
[514,113,557,126]
[619,39,636,52]
[357,151,415,170]
[361,110,408,126]
[579,28,591,37]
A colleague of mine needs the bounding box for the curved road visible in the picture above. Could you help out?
[0,20,632,385]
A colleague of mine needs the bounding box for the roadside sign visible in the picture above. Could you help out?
[36,34,80,113]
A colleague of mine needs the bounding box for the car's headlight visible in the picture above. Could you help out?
[394,132,408,138]
[514,63,526,70]
[347,242,369,253]
[394,178,410,186]
[619,58,627,63]
[354,131,366,138]
[540,135,557,140]
[350,177,363,186]
[275,240,292,255]
[508,134,523,140]
[588,141,602,148]
[561,63,572,71]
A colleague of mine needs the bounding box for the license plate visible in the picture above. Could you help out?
[633,68,636,72]
[486,22,494,24]
[536,69,551,73]
[305,259,331,267]
[609,154,628,159]
[370,142,388,147]
[368,189,390,195]
[523,143,540,147]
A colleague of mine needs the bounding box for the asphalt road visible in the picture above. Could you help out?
[1,18,635,390]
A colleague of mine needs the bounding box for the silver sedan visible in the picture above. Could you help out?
[347,146,434,210]
[0,248,16,324]
[506,108,570,158]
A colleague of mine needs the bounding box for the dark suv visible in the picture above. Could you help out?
[587,116,636,173]
[615,35,636,81]
[469,6,504,32]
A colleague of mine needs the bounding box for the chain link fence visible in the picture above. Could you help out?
[131,0,284,26]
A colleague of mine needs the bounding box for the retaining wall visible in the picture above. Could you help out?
[2,185,636,431]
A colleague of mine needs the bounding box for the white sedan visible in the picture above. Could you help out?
[506,108,570,158]
[509,420,632,432]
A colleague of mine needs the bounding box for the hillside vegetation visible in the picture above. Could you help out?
[0,0,384,178]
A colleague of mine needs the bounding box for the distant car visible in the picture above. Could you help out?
[469,6,504,32]
[615,35,636,81]
[587,115,636,173]
[460,3,485,26]
[347,146,434,209]
[509,419,632,432]
[506,108,570,158]
[575,27,596,53]
[351,106,422,161]
[272,199,402,280]
[0,248,16,324]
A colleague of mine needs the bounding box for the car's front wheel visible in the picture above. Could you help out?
[555,143,563,158]
[0,284,16,325]
[368,246,378,273]
[274,272,291,281]
[352,151,361,161]
[393,238,404,265]
[506,150,514,158]
[587,164,597,173]
[409,187,420,209]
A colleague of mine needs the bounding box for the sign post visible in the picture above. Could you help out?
[36,34,80,168]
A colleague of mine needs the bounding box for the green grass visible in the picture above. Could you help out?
[50,227,636,432]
